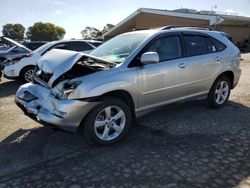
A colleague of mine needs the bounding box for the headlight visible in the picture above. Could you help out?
[51,80,82,99]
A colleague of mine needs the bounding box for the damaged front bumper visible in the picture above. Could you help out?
[15,83,99,132]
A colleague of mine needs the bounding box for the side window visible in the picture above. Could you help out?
[206,38,217,53]
[210,37,226,52]
[67,41,93,52]
[144,35,182,62]
[184,35,207,56]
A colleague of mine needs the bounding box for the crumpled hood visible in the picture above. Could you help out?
[37,49,84,87]
[37,49,83,74]
[36,48,116,88]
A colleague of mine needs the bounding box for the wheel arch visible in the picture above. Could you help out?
[216,70,234,89]
[100,90,136,119]
[20,65,36,76]
[77,90,136,135]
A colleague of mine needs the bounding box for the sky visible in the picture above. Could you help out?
[1,0,250,39]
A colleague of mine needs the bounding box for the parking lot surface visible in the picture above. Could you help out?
[0,54,250,188]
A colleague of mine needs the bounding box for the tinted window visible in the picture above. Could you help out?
[206,38,217,53]
[67,41,93,51]
[145,35,182,62]
[25,42,46,50]
[184,35,207,56]
[210,38,226,51]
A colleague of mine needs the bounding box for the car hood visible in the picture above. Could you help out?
[36,49,114,87]
[3,37,32,53]
[37,49,83,74]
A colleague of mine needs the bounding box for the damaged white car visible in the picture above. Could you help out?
[16,28,241,145]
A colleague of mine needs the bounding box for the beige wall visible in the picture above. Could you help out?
[104,13,250,44]
[135,13,209,29]
[215,25,250,44]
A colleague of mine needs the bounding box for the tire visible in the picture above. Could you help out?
[207,76,231,108]
[81,96,132,145]
[20,66,35,83]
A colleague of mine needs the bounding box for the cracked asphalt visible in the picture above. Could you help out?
[0,54,250,188]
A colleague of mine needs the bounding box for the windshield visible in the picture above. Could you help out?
[90,33,149,63]
[34,42,52,54]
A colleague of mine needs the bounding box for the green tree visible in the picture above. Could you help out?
[81,24,115,40]
[101,24,115,34]
[81,27,102,40]
[26,22,66,41]
[2,23,25,41]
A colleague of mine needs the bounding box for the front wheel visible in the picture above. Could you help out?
[20,66,35,83]
[81,97,132,145]
[207,76,231,108]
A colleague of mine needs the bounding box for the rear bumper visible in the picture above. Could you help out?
[15,83,99,132]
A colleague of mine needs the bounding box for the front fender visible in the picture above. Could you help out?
[69,80,136,100]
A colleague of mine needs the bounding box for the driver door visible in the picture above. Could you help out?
[137,34,189,110]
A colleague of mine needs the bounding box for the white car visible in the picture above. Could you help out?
[2,40,102,82]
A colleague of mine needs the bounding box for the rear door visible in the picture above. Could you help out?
[136,33,189,110]
[183,33,224,96]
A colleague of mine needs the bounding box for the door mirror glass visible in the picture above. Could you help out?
[140,52,159,65]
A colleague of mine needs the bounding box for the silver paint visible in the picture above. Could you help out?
[15,29,241,131]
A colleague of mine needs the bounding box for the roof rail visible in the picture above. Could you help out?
[159,25,210,31]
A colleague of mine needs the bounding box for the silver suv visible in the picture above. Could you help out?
[15,27,241,145]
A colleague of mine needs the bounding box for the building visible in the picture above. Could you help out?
[103,8,250,45]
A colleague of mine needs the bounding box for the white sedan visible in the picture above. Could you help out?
[2,40,102,82]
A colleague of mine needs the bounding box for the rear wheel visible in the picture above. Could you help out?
[20,66,35,83]
[81,97,132,145]
[207,76,231,108]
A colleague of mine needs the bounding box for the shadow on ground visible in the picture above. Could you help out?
[0,80,22,97]
[0,100,250,187]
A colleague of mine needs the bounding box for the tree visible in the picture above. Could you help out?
[2,23,25,41]
[26,22,66,41]
[81,27,102,40]
[81,24,115,40]
[101,24,115,34]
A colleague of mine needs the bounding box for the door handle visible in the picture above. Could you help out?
[178,63,188,69]
[215,56,221,62]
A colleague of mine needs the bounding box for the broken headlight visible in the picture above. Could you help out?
[51,80,82,99]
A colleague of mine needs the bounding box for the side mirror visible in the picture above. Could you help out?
[140,52,159,65]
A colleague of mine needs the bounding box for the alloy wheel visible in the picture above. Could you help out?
[94,106,126,141]
[214,80,229,104]
[24,69,34,83]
